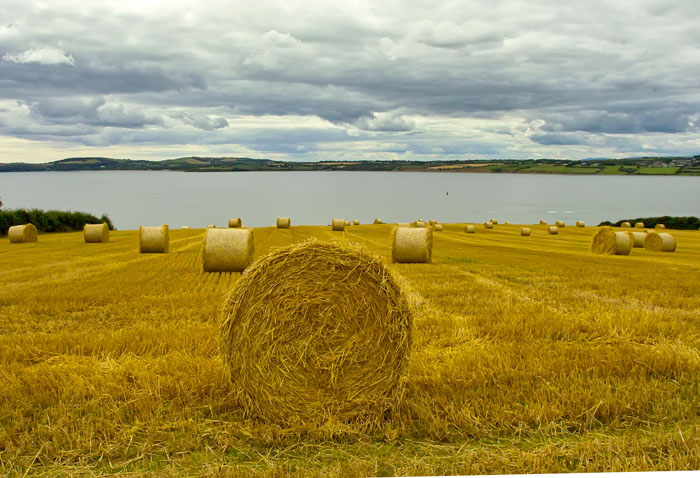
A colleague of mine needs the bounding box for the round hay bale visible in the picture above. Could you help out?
[8,224,38,243]
[373,218,383,225]
[555,220,565,227]
[139,225,169,253]
[353,220,360,225]
[221,240,412,423]
[83,223,109,243]
[392,226,432,264]
[521,227,531,236]
[548,226,559,235]
[644,231,676,252]
[655,224,666,229]
[228,218,242,228]
[331,218,345,231]
[465,225,475,233]
[576,221,585,227]
[277,217,291,229]
[621,221,632,228]
[635,222,645,229]
[539,220,548,225]
[626,231,646,248]
[345,220,351,226]
[429,219,438,225]
[591,227,631,255]
[433,224,443,231]
[203,228,254,272]
[182,226,190,229]
[490,219,499,224]
[412,220,426,228]
[484,222,493,229]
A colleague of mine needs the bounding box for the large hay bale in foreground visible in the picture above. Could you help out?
[644,231,677,252]
[635,222,645,229]
[655,224,666,229]
[277,217,291,229]
[548,226,558,235]
[521,227,531,236]
[84,223,109,243]
[331,218,345,231]
[465,225,475,233]
[555,220,565,227]
[576,221,585,227]
[139,225,169,253]
[203,228,254,272]
[591,227,631,255]
[228,218,242,228]
[484,222,493,229]
[373,218,383,225]
[627,231,646,248]
[221,240,412,423]
[621,221,631,228]
[392,226,432,264]
[8,224,38,243]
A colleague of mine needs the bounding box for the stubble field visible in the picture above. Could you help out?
[1,223,700,476]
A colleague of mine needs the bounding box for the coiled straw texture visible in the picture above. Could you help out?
[277,217,291,229]
[202,228,254,272]
[591,227,632,255]
[644,231,677,252]
[627,231,646,248]
[220,240,412,424]
[84,223,109,243]
[392,226,432,264]
[331,218,345,231]
[139,225,169,253]
[8,224,38,243]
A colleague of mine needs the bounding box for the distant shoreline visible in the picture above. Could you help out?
[1,155,699,176]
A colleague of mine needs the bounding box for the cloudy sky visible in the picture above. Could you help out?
[1,0,699,163]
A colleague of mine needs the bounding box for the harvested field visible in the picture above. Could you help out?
[1,223,700,476]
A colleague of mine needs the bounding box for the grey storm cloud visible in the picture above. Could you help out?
[530,133,588,146]
[1,0,700,161]
[21,97,162,128]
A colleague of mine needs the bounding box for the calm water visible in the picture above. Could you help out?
[0,171,698,230]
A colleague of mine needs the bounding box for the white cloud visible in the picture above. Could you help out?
[242,51,282,71]
[3,46,74,66]
[352,112,416,132]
